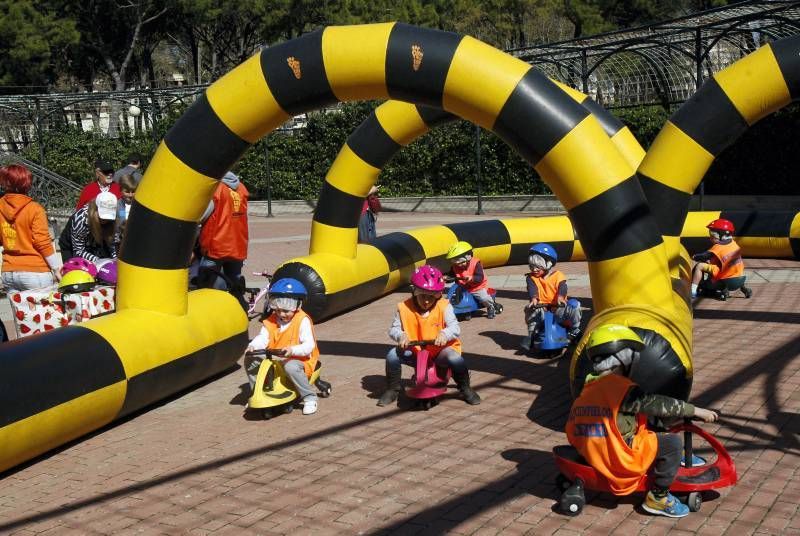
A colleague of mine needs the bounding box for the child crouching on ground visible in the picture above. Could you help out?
[245,277,321,415]
[567,324,718,518]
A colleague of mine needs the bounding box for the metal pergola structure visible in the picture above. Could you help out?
[509,0,800,109]
[1,1,799,212]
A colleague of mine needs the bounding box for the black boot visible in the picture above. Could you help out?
[486,303,496,319]
[454,370,481,405]
[377,367,402,407]
[520,328,536,352]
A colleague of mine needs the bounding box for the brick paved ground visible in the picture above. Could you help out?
[1,212,798,535]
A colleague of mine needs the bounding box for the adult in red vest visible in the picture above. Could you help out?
[197,171,249,300]
[567,324,718,518]
[76,159,122,210]
[690,218,746,300]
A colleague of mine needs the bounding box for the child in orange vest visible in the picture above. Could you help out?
[567,324,718,518]
[377,264,481,407]
[691,218,749,300]
[245,278,321,415]
[521,243,582,352]
[445,241,501,319]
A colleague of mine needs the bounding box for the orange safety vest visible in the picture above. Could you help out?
[708,241,744,282]
[527,270,566,305]
[397,298,462,356]
[262,309,319,377]
[452,256,488,291]
[565,374,658,495]
[199,182,249,260]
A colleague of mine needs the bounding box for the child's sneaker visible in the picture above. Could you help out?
[302,399,318,415]
[567,328,582,341]
[680,453,707,467]
[642,491,689,518]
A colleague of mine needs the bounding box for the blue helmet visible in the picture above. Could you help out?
[529,243,557,263]
[269,278,307,300]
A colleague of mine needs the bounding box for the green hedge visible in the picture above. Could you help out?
[21,101,800,198]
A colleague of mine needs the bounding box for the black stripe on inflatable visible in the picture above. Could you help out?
[580,97,623,137]
[0,327,125,427]
[494,69,591,166]
[639,173,692,236]
[386,24,463,108]
[680,237,711,256]
[119,331,247,418]
[791,238,800,260]
[721,211,795,237]
[120,201,198,269]
[569,177,662,261]
[669,78,748,156]
[347,114,402,169]
[260,29,337,116]
[321,275,391,322]
[372,233,427,272]
[444,220,511,249]
[508,241,575,267]
[770,35,800,100]
[313,182,364,229]
[416,105,456,128]
[271,262,327,321]
[164,94,251,179]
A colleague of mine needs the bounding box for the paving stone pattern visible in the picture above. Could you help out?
[0,212,798,535]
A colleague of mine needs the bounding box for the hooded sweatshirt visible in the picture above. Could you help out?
[199,172,249,260]
[0,193,56,273]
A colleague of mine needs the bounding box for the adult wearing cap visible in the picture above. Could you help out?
[197,171,249,299]
[75,158,122,210]
[566,324,718,518]
[112,152,144,186]
[0,164,62,290]
[59,191,119,264]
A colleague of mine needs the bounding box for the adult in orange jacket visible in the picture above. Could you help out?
[0,165,62,290]
[567,325,718,518]
[197,171,249,296]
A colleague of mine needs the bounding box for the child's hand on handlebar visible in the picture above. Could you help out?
[694,407,719,423]
[526,299,539,310]
[398,333,410,349]
[557,296,567,306]
[434,331,447,347]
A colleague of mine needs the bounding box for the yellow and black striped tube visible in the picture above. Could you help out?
[311,90,644,259]
[0,23,680,472]
[638,35,800,274]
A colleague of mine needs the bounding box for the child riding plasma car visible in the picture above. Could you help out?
[566,324,718,518]
[691,218,750,300]
[445,241,501,319]
[521,243,582,352]
[377,264,481,407]
[245,278,322,415]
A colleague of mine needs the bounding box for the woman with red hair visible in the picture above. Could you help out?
[0,164,62,290]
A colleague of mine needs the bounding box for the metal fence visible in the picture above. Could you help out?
[1,1,798,213]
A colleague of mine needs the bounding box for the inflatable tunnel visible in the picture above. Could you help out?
[0,22,673,472]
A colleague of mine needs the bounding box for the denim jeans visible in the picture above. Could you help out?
[197,257,243,291]
[2,271,55,292]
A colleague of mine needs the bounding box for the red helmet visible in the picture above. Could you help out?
[706,218,734,234]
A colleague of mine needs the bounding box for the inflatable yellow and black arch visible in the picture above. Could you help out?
[0,23,674,471]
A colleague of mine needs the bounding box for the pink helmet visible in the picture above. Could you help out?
[96,259,118,285]
[410,265,445,292]
[61,257,98,278]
